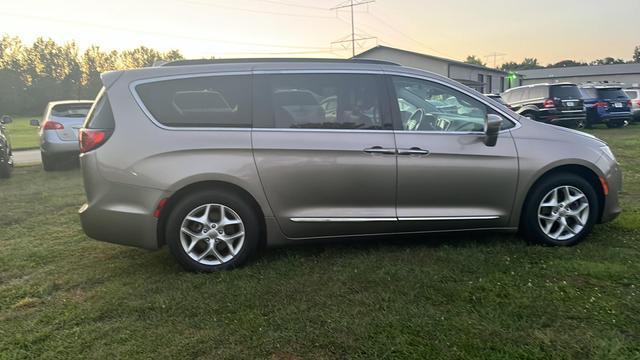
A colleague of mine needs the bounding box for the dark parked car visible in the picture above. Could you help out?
[579,85,631,128]
[502,83,586,128]
[0,115,14,178]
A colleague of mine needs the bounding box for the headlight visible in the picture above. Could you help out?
[600,145,616,162]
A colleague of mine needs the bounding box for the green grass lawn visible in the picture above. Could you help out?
[5,116,40,150]
[1,127,639,359]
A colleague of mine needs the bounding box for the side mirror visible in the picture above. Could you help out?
[484,114,502,147]
[30,119,40,127]
[1,115,12,124]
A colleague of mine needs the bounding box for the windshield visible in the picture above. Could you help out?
[597,88,628,100]
[50,103,93,118]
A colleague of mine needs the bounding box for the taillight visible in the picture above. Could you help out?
[79,128,110,153]
[637,100,640,106]
[595,101,608,108]
[543,98,555,108]
[628,100,632,107]
[42,120,64,130]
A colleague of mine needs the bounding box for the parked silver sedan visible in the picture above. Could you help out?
[31,100,94,171]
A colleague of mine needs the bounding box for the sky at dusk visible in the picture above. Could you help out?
[1,0,638,66]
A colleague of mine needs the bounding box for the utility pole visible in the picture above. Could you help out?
[331,0,375,57]
[485,52,506,68]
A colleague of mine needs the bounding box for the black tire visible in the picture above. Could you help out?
[0,157,11,179]
[165,189,261,272]
[606,121,624,129]
[41,152,58,172]
[521,173,599,246]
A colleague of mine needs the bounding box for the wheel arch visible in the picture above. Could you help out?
[518,163,606,227]
[156,180,268,249]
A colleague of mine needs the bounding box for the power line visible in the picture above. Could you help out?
[241,0,329,11]
[330,0,375,57]
[364,11,456,59]
[484,52,506,68]
[182,0,336,19]
[0,11,334,51]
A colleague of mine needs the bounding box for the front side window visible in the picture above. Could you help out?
[255,73,387,130]
[135,75,251,128]
[392,76,491,132]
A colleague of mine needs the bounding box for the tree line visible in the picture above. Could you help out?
[465,45,640,71]
[0,35,185,115]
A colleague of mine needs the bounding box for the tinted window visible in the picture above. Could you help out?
[530,86,547,99]
[597,88,628,99]
[550,85,581,99]
[580,88,598,98]
[256,74,387,130]
[624,90,638,99]
[84,88,115,129]
[136,75,251,127]
[51,103,92,118]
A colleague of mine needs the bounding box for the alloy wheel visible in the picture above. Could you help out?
[537,186,589,241]
[179,203,245,265]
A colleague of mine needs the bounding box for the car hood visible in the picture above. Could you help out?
[515,116,606,147]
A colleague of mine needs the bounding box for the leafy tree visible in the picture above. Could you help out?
[81,46,119,97]
[632,46,640,63]
[590,57,626,65]
[547,59,588,68]
[500,58,542,72]
[465,55,486,67]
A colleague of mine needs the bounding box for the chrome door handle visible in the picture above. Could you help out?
[364,146,396,155]
[398,147,430,156]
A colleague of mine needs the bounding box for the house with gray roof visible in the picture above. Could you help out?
[353,46,509,94]
[517,63,640,88]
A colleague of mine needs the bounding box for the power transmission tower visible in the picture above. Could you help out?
[485,52,506,68]
[331,0,375,57]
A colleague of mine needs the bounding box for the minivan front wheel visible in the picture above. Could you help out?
[165,190,260,271]
[521,173,598,246]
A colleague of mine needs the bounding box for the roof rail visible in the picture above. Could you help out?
[162,58,399,67]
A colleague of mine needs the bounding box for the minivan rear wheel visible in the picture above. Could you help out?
[521,173,598,246]
[165,189,260,272]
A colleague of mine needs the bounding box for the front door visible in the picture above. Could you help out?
[252,72,397,239]
[389,75,519,232]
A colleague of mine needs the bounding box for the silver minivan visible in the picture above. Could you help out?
[78,59,622,271]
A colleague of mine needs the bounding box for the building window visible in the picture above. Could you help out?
[500,76,505,92]
[477,74,484,93]
[486,75,492,94]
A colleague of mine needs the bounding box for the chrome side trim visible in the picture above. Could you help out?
[398,216,500,221]
[290,217,396,223]
[290,216,500,223]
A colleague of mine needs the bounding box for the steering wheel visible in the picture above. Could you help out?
[406,108,424,131]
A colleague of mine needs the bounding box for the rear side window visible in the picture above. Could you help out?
[135,75,251,128]
[254,73,389,130]
[550,85,581,99]
[529,86,547,99]
[624,90,638,99]
[51,104,92,118]
[84,88,115,129]
[597,88,628,99]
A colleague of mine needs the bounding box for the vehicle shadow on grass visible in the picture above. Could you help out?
[258,231,524,262]
[122,231,525,275]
